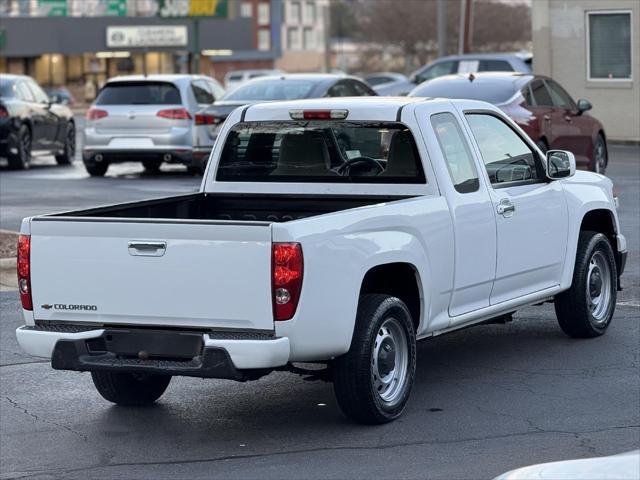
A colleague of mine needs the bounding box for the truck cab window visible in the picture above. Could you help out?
[466,113,543,186]
[431,113,479,193]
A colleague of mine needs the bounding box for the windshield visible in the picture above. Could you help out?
[216,121,426,184]
[223,80,316,101]
[95,82,181,105]
[411,80,516,104]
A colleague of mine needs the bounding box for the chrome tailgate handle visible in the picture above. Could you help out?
[128,241,167,257]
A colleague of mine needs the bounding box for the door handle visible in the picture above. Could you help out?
[496,199,515,217]
[128,241,167,257]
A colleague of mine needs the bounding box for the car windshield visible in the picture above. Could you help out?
[216,121,426,184]
[95,81,182,105]
[223,80,316,101]
[411,80,516,104]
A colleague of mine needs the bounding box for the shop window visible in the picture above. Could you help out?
[587,11,632,80]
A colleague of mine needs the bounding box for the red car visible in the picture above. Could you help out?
[409,72,608,174]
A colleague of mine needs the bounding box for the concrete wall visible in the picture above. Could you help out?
[532,0,640,142]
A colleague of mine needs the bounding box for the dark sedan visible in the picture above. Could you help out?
[409,72,608,173]
[0,74,76,169]
[194,74,376,154]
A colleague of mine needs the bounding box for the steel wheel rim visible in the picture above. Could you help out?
[595,142,606,173]
[371,317,409,405]
[586,250,612,323]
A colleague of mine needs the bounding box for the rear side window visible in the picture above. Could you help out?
[95,82,182,105]
[0,81,16,98]
[466,113,543,186]
[431,113,479,193]
[530,79,552,106]
[478,60,513,72]
[546,80,575,109]
[16,82,34,102]
[217,121,426,184]
[192,80,214,104]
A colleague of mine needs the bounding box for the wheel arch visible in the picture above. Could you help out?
[359,262,423,332]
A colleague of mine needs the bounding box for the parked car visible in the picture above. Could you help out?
[494,450,640,480]
[195,73,377,150]
[0,74,75,169]
[224,69,283,91]
[82,74,225,176]
[16,97,626,424]
[409,72,608,173]
[375,52,532,96]
[44,86,76,106]
[363,72,408,87]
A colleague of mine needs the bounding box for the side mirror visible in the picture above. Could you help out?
[577,99,592,114]
[546,150,576,179]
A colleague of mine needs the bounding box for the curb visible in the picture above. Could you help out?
[0,257,16,268]
[0,257,17,291]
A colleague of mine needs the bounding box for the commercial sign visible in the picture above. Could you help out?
[106,26,188,48]
[38,0,126,16]
[37,0,66,16]
[158,0,227,17]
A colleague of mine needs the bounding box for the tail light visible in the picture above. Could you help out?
[194,113,217,125]
[0,105,9,118]
[17,235,32,310]
[272,243,303,321]
[86,108,108,121]
[157,108,192,120]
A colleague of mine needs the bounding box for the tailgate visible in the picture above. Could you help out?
[29,219,274,330]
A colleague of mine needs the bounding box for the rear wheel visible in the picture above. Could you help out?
[142,159,162,173]
[55,122,75,165]
[91,371,171,406]
[84,160,108,177]
[8,124,31,169]
[332,294,416,424]
[555,231,617,338]
[593,134,607,174]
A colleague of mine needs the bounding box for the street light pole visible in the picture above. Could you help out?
[437,0,447,58]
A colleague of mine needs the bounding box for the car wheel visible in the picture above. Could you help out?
[8,124,31,170]
[91,371,171,406]
[593,134,607,174]
[55,122,76,165]
[332,294,416,424]
[84,160,109,177]
[142,159,162,173]
[554,231,617,338]
[536,140,548,154]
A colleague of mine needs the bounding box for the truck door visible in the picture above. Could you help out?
[426,111,497,317]
[463,111,568,304]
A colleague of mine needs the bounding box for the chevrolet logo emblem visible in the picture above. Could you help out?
[41,304,53,310]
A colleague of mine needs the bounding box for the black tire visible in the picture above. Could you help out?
[593,134,607,174]
[332,294,416,424]
[8,124,31,169]
[84,161,108,177]
[55,122,75,165]
[91,371,171,406]
[555,231,617,338]
[536,139,548,154]
[142,159,162,173]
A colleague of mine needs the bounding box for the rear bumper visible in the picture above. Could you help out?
[16,326,290,377]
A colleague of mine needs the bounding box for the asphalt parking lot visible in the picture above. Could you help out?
[0,139,638,479]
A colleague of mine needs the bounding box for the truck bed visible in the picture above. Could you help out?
[49,192,410,223]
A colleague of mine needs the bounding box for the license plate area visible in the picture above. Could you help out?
[86,329,204,360]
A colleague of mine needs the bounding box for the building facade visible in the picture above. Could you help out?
[275,0,329,73]
[0,0,281,97]
[532,0,639,142]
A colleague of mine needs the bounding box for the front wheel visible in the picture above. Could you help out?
[91,371,171,406]
[142,159,162,173]
[8,124,31,169]
[555,231,617,338]
[593,134,607,174]
[332,294,416,424]
[55,122,75,165]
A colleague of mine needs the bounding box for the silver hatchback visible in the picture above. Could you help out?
[82,74,224,176]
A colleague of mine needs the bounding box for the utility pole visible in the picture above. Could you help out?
[192,18,200,74]
[458,0,473,54]
[437,0,447,58]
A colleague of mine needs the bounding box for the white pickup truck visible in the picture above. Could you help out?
[16,97,627,424]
